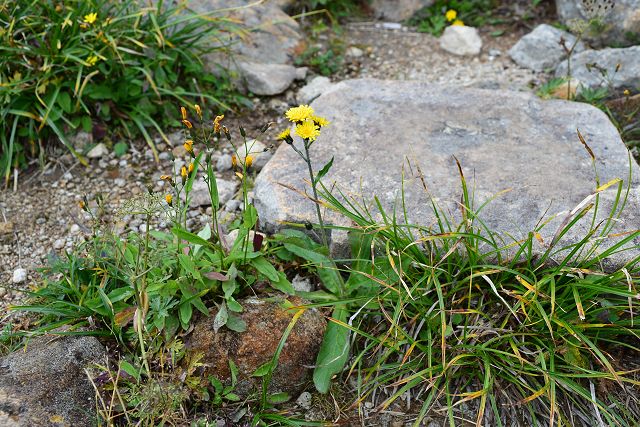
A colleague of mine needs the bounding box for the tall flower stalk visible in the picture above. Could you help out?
[278,105,331,247]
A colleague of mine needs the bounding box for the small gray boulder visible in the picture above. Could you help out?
[508,24,585,72]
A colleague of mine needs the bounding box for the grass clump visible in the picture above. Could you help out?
[0,0,245,186]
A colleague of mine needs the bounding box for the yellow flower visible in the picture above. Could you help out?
[295,119,321,141]
[180,106,187,121]
[83,12,98,24]
[277,128,291,140]
[188,162,195,174]
[86,55,99,66]
[445,9,457,22]
[246,155,253,168]
[181,166,188,180]
[311,115,330,127]
[160,174,172,181]
[213,115,224,133]
[194,104,202,118]
[624,89,630,96]
[184,139,194,154]
[231,155,237,169]
[452,19,465,26]
[286,105,314,123]
[182,119,192,129]
[165,194,173,205]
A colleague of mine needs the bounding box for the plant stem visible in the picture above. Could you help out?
[303,142,328,248]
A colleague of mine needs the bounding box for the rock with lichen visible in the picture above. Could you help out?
[186,296,326,397]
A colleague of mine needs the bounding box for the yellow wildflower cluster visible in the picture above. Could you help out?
[445,9,464,26]
[280,105,329,143]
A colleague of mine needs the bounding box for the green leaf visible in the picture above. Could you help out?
[178,253,201,281]
[114,142,128,157]
[222,279,237,299]
[57,91,72,114]
[226,297,243,312]
[179,301,193,326]
[207,163,219,210]
[314,156,334,184]
[270,271,295,295]
[267,392,291,404]
[313,305,350,393]
[120,360,141,381]
[252,362,271,377]
[172,227,212,249]
[213,302,228,332]
[250,256,279,282]
[243,205,258,229]
[226,313,247,332]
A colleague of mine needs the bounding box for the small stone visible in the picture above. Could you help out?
[297,76,334,105]
[381,22,403,30]
[225,199,242,212]
[87,143,109,159]
[295,67,308,80]
[159,151,171,161]
[71,131,92,151]
[172,145,187,158]
[12,268,27,284]
[53,239,65,250]
[439,25,482,56]
[346,46,364,58]
[0,287,6,298]
[114,178,126,188]
[238,61,297,96]
[216,154,233,172]
[508,24,585,72]
[292,274,313,292]
[296,391,313,410]
[70,224,81,234]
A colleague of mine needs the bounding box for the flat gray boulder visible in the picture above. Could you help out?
[555,46,640,91]
[255,79,640,269]
[508,24,585,72]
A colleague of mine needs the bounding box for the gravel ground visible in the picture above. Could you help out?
[0,17,548,322]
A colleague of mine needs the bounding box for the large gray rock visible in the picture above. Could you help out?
[188,0,303,95]
[297,76,335,104]
[0,335,106,426]
[508,24,585,72]
[254,79,640,270]
[555,46,640,90]
[371,0,434,22]
[555,0,640,47]
[439,25,483,56]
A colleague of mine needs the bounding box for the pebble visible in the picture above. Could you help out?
[216,154,233,172]
[12,268,27,284]
[53,239,65,250]
[346,46,364,58]
[70,224,81,234]
[296,392,312,410]
[87,143,109,159]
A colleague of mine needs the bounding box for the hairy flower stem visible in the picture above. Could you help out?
[303,142,328,248]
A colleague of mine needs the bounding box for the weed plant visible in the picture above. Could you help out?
[0,0,245,186]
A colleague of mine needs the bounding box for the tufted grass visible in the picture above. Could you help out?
[306,154,640,426]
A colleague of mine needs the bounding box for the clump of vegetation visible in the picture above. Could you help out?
[409,0,497,36]
[0,0,246,186]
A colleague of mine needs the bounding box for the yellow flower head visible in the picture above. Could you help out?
[180,106,187,120]
[624,89,631,96]
[246,155,253,168]
[194,104,202,118]
[188,162,195,174]
[165,194,173,205]
[445,9,457,22]
[452,19,465,26]
[184,139,194,154]
[286,105,314,123]
[311,115,330,127]
[277,128,291,141]
[83,12,98,24]
[182,119,192,129]
[231,155,237,169]
[86,55,99,66]
[181,166,188,179]
[160,174,172,181]
[295,119,321,141]
[213,115,224,133]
